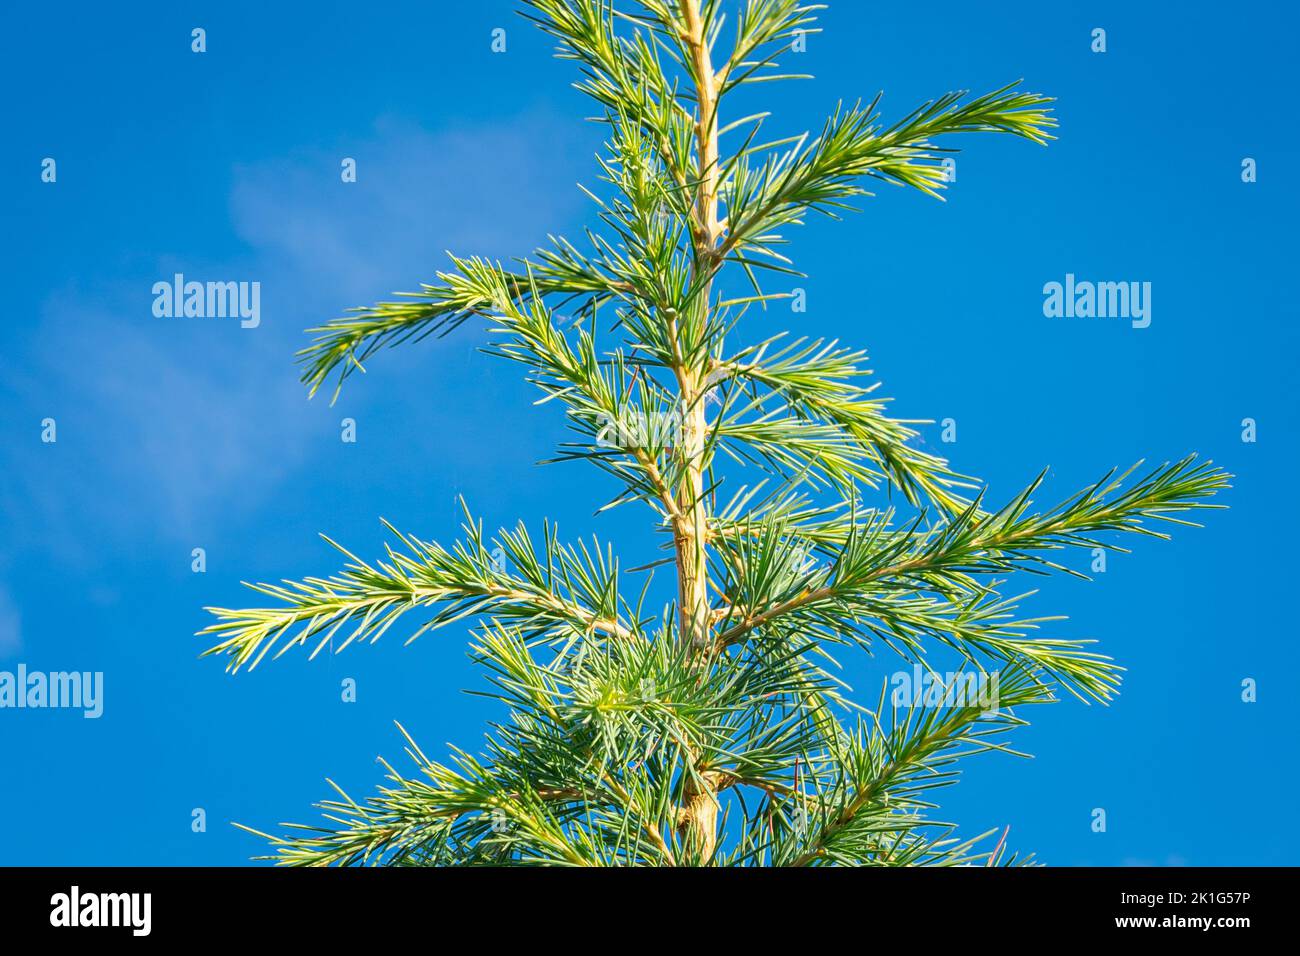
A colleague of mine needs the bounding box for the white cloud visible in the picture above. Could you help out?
[230,111,590,306]
[3,108,593,561]
[0,587,21,657]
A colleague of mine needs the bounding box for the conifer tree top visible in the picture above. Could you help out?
[200,0,1228,866]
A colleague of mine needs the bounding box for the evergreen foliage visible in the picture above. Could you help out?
[201,0,1228,866]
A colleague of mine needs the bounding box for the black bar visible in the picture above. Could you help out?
[0,866,1291,941]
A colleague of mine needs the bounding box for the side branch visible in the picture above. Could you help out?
[201,516,636,672]
[715,456,1229,651]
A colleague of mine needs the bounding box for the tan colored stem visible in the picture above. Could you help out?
[680,0,723,254]
[671,0,722,863]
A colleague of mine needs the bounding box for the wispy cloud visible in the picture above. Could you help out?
[1,107,592,563]
[230,111,591,306]
[0,587,21,658]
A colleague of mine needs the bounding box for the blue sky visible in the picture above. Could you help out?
[1,0,1296,865]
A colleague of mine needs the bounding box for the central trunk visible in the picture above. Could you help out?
[676,368,712,652]
[672,0,722,862]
